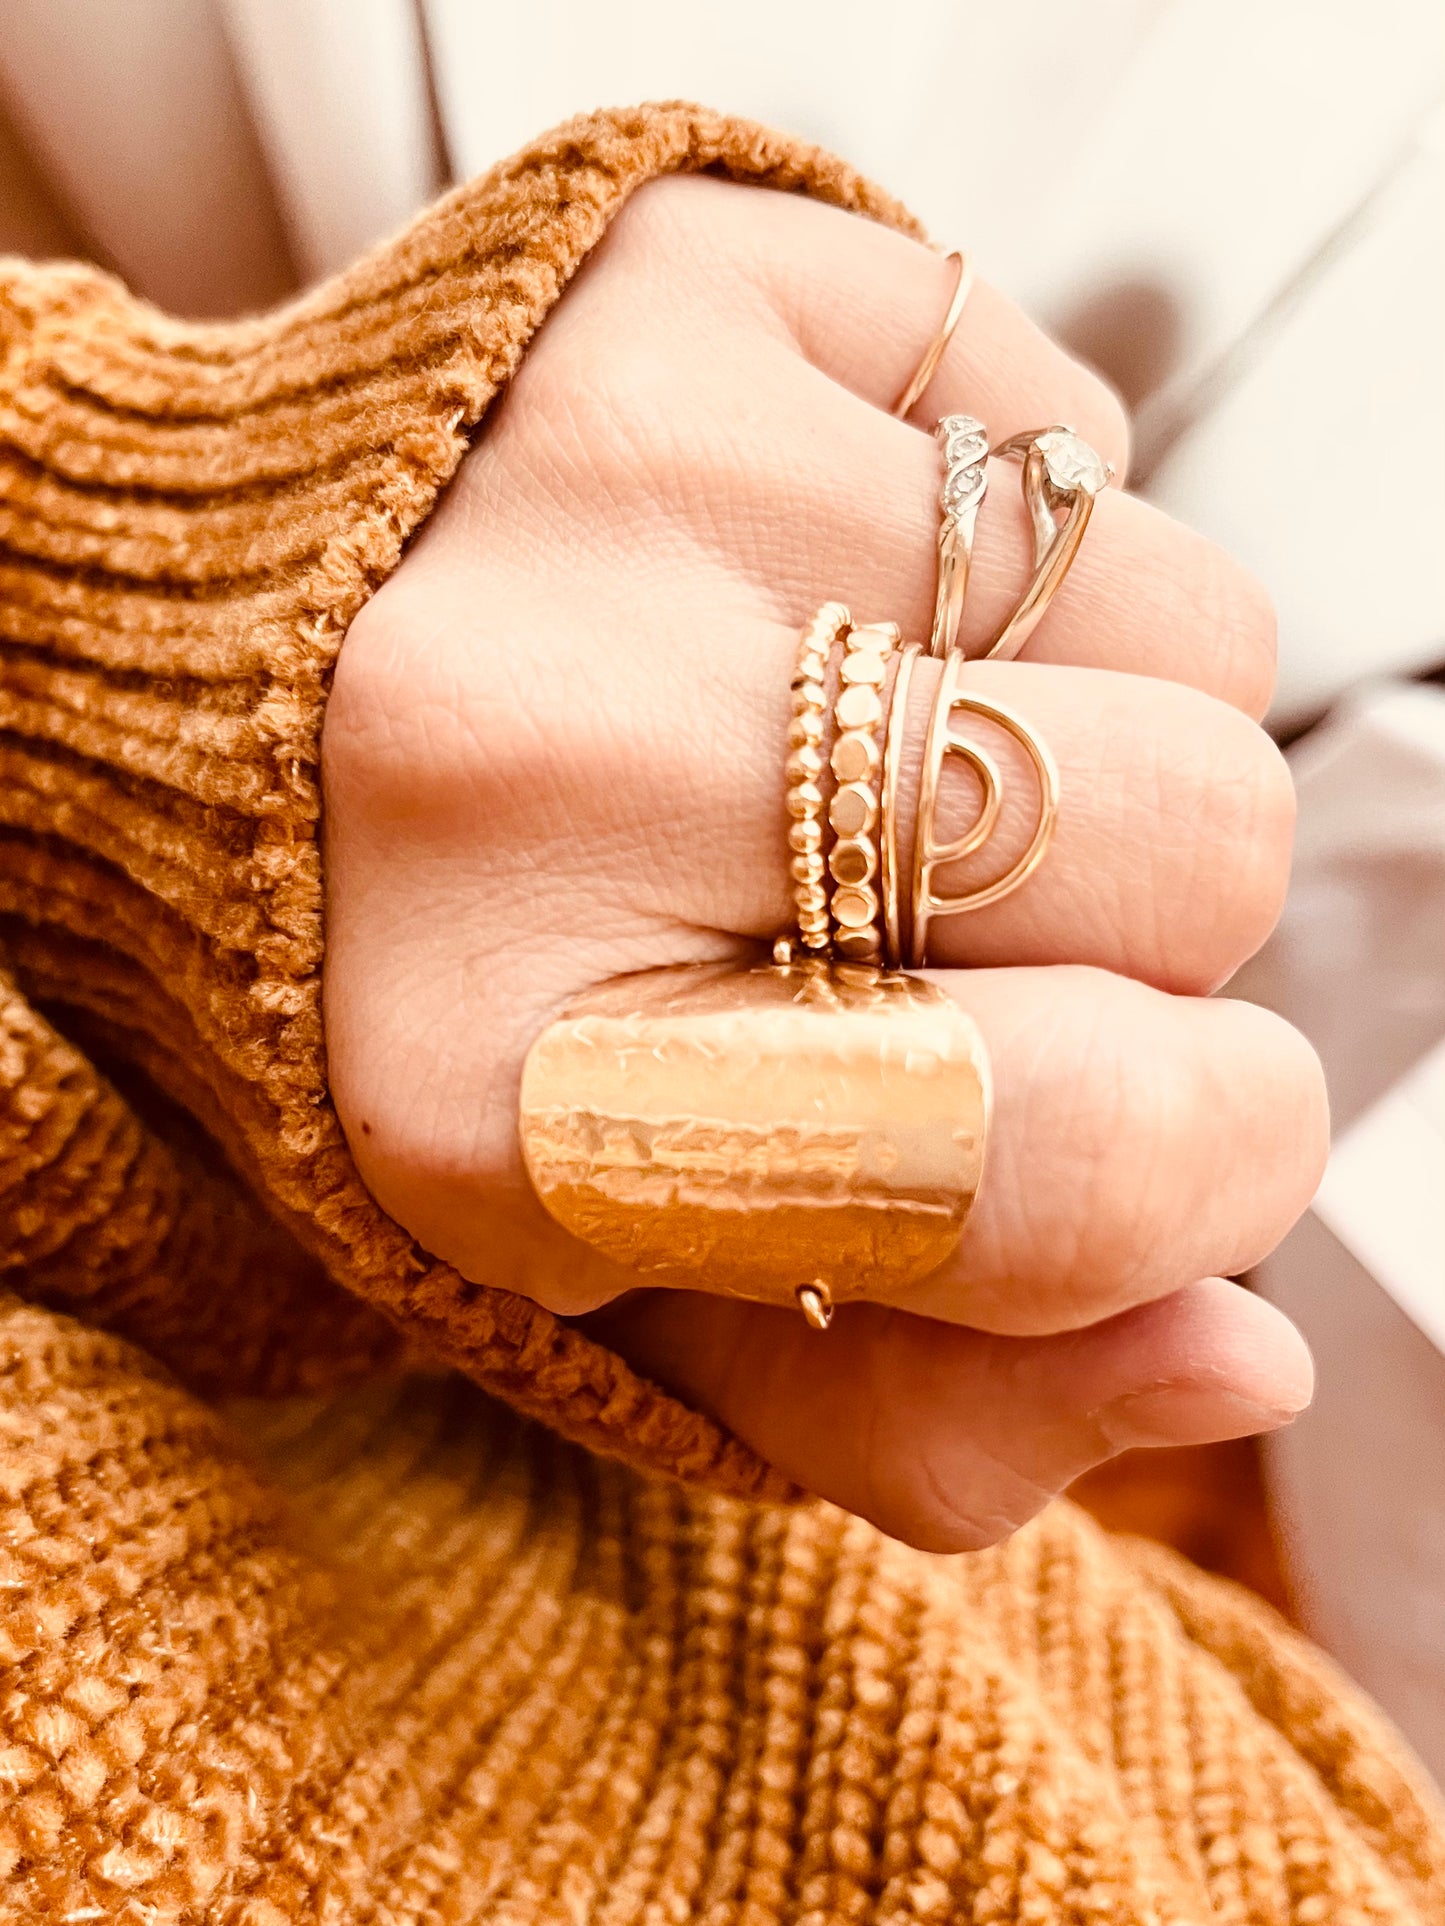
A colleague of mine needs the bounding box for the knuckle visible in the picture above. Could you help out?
[869,1432,1052,1554]
[1202,709,1296,968]
[608,172,727,261]
[1224,1001,1330,1179]
[327,589,474,811]
[1141,687,1295,988]
[861,1315,1057,1552]
[521,313,694,506]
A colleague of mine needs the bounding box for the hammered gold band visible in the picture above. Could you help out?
[785,600,850,950]
[518,958,990,1334]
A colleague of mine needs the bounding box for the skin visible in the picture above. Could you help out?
[322,175,1329,1552]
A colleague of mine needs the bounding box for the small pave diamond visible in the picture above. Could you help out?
[943,466,986,514]
[935,412,988,525]
[1036,428,1110,496]
[938,414,988,460]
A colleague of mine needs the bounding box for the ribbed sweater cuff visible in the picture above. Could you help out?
[0,103,917,1498]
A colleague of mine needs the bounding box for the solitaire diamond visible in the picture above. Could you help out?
[1036,428,1110,496]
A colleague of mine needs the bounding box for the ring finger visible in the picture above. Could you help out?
[685,647,1294,995]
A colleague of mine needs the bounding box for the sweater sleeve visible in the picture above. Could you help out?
[0,104,918,1499]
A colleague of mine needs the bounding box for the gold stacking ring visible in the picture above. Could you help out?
[828,621,899,963]
[786,600,850,950]
[893,249,975,419]
[982,426,1113,662]
[520,502,1082,1329]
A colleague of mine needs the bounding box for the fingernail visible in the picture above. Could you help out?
[1100,1384,1308,1452]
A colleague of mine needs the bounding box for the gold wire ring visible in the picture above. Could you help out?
[982,426,1113,662]
[909,652,1060,967]
[893,250,975,419]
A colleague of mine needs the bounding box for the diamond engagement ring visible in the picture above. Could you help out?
[983,426,1113,662]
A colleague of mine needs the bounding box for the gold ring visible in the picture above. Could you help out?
[982,426,1113,662]
[880,641,921,968]
[786,601,850,951]
[926,414,988,658]
[893,250,975,419]
[909,651,1060,966]
[828,621,899,964]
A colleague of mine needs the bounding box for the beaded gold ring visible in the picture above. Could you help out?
[785,601,850,952]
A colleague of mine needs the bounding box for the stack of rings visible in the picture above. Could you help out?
[519,244,1112,1335]
[787,250,1111,977]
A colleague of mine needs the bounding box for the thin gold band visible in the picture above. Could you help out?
[828,621,900,964]
[893,250,975,419]
[880,641,921,968]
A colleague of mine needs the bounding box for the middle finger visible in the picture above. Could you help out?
[730,349,1278,719]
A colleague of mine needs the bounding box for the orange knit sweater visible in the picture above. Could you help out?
[0,103,1442,1922]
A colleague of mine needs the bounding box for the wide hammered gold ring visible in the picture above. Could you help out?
[518,958,990,1329]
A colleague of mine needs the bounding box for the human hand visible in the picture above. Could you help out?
[322,175,1326,1550]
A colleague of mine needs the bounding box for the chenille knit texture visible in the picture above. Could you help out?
[0,102,1441,1922]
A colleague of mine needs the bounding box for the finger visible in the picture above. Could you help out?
[906,967,1328,1335]
[587,1278,1314,1553]
[801,370,1278,716]
[672,174,1134,474]
[881,658,1292,988]
[685,351,1275,715]
[337,918,1324,1335]
[706,653,1294,995]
